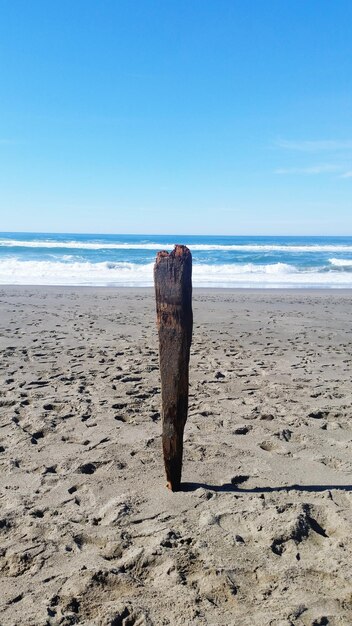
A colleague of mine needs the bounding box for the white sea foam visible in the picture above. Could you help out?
[329,258,352,267]
[0,259,154,287]
[1,259,352,287]
[2,239,352,253]
[192,263,352,287]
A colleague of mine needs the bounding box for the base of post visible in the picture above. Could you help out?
[166,480,181,492]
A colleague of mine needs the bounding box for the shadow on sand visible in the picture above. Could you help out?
[181,482,352,494]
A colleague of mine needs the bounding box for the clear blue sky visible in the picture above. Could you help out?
[0,0,351,235]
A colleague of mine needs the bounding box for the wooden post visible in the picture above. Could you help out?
[154,245,193,491]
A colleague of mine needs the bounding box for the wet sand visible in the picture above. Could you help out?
[1,286,352,625]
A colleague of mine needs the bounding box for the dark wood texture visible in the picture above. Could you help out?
[154,245,193,491]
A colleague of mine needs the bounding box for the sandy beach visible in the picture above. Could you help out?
[1,286,352,626]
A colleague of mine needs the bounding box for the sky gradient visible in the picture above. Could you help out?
[0,0,351,235]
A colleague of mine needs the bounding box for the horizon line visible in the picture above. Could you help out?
[1,230,352,238]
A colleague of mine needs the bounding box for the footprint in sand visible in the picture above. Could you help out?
[259,439,287,453]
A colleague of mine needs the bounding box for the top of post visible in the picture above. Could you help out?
[155,245,191,264]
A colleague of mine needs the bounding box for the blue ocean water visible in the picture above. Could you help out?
[1,232,352,287]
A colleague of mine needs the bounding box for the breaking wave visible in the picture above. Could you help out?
[329,258,352,267]
[2,259,352,287]
[2,238,352,253]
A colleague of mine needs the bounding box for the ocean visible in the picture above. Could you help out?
[1,232,352,288]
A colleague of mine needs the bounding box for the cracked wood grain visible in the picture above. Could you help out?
[154,245,193,491]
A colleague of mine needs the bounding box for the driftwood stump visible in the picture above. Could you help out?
[154,245,193,491]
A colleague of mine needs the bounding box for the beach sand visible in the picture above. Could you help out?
[1,286,352,626]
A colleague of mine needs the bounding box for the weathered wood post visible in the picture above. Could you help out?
[154,245,193,491]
